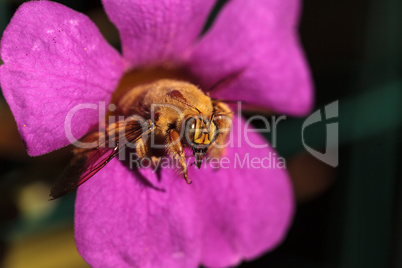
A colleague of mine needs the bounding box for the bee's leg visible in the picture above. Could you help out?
[134,138,162,170]
[135,138,148,158]
[151,156,161,167]
[167,129,191,184]
[208,101,233,158]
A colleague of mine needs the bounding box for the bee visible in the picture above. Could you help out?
[50,79,232,199]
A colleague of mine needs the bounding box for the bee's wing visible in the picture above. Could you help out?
[50,120,154,199]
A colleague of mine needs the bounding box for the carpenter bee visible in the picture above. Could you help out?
[50,79,232,199]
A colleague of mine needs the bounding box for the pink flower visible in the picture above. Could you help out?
[0,0,312,267]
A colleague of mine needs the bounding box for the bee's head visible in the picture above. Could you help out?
[184,116,218,169]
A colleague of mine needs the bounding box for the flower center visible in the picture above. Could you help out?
[111,66,195,105]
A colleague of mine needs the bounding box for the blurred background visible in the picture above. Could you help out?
[0,0,401,267]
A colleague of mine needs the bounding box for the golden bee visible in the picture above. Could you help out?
[50,79,232,199]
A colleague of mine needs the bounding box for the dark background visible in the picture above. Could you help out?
[0,0,401,267]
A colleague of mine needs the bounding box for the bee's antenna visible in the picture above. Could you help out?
[205,68,245,94]
[167,90,202,114]
[212,98,256,109]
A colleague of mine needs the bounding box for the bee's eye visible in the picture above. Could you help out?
[189,120,196,130]
[210,119,219,143]
[184,117,197,144]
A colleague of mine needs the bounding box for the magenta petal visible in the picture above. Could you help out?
[193,116,293,266]
[75,115,293,267]
[0,1,123,156]
[101,0,216,68]
[75,159,202,268]
[189,0,313,115]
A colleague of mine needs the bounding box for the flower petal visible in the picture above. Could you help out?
[101,0,216,68]
[0,1,123,156]
[75,159,202,268]
[189,0,313,115]
[75,115,293,267]
[192,116,294,266]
